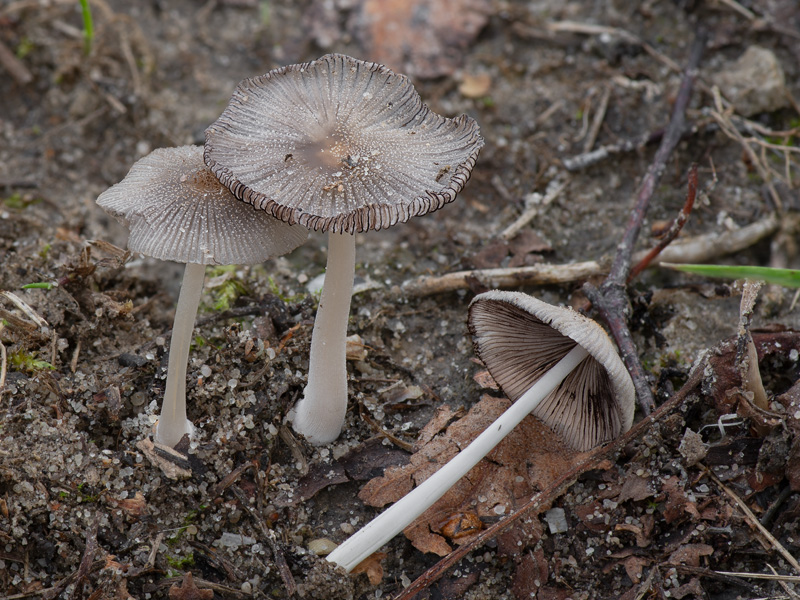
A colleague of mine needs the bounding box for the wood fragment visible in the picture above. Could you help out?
[584,85,611,154]
[499,179,568,240]
[398,214,778,298]
[0,38,33,85]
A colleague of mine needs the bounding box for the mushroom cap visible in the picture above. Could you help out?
[96,145,307,265]
[468,290,635,451]
[204,53,484,233]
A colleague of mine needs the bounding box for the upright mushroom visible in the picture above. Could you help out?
[326,290,634,571]
[205,53,483,444]
[96,145,307,448]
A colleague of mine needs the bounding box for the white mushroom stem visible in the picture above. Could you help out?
[326,343,590,571]
[154,262,205,447]
[292,231,357,444]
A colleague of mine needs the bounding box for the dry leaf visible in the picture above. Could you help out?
[168,572,213,600]
[351,552,387,585]
[511,549,549,599]
[667,543,713,567]
[352,0,491,78]
[617,474,654,504]
[472,369,499,390]
[459,73,492,98]
[661,475,700,524]
[622,556,650,583]
[360,395,580,555]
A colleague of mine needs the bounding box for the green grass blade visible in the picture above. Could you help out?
[21,282,55,290]
[661,263,800,288]
[79,0,93,55]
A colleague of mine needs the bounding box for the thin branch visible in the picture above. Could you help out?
[499,179,569,240]
[628,163,699,282]
[705,467,800,575]
[584,27,706,417]
[396,214,778,297]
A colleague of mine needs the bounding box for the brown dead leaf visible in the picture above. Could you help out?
[662,475,700,524]
[511,549,549,599]
[351,552,386,585]
[168,572,213,600]
[666,543,713,567]
[360,395,580,555]
[279,437,410,505]
[107,491,146,519]
[459,73,492,98]
[472,369,500,390]
[622,556,650,584]
[352,0,491,78]
[614,523,650,548]
[671,578,705,600]
[617,474,654,504]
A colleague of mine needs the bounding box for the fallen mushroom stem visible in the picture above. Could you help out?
[326,343,590,572]
[154,261,205,447]
[291,231,356,444]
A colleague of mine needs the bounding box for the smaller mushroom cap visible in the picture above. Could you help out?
[97,145,307,265]
[204,53,484,233]
[468,290,635,451]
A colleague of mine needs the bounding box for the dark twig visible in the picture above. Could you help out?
[584,28,706,417]
[393,350,706,600]
[229,485,297,596]
[628,163,699,282]
[41,517,101,600]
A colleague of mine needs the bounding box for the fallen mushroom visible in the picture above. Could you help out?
[326,290,634,571]
[96,145,307,447]
[205,53,483,444]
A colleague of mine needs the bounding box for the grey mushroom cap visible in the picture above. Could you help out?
[204,53,484,233]
[468,290,635,451]
[96,145,307,265]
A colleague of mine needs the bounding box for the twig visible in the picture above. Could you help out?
[0,38,33,85]
[0,341,6,390]
[0,291,49,330]
[400,260,605,297]
[705,467,800,575]
[708,87,784,212]
[499,179,569,240]
[584,85,611,153]
[393,345,707,600]
[41,517,100,600]
[229,485,297,596]
[563,129,662,172]
[583,27,706,416]
[397,214,778,297]
[628,163,699,282]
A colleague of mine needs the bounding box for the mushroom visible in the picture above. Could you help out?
[326,290,634,571]
[204,53,483,444]
[96,145,307,448]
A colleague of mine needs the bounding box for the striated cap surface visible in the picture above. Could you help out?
[96,145,307,265]
[204,53,483,233]
[468,290,635,451]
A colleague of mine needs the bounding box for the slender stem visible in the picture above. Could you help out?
[155,262,205,447]
[291,232,356,444]
[327,344,590,572]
